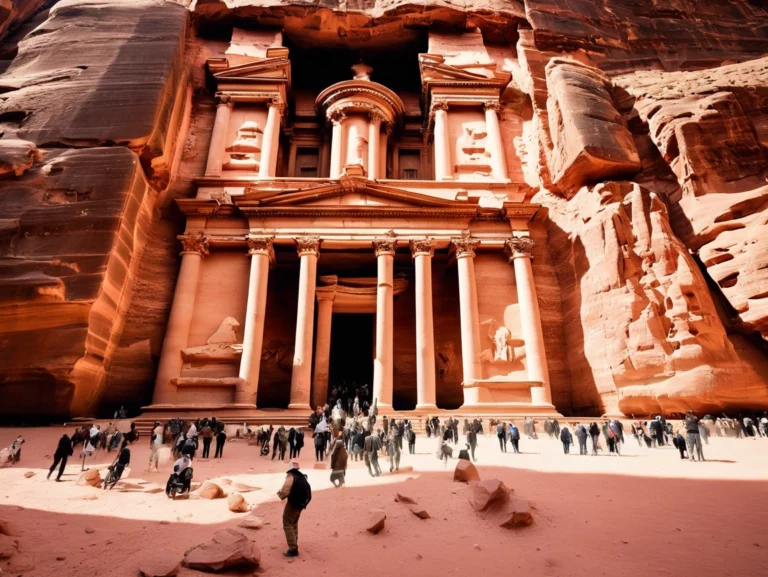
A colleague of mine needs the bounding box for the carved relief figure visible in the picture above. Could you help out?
[493,325,514,362]
[345,124,368,168]
[456,121,491,176]
[224,120,263,170]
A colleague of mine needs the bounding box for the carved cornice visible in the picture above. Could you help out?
[294,236,321,257]
[327,101,389,123]
[483,101,502,113]
[373,231,397,256]
[451,233,480,259]
[410,238,436,258]
[246,235,275,261]
[504,236,535,260]
[178,233,210,256]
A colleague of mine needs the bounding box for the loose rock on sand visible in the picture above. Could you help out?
[183,529,260,572]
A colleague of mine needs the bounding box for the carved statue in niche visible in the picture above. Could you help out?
[481,318,524,365]
[181,317,242,363]
[456,121,492,176]
[223,120,263,170]
[345,123,368,172]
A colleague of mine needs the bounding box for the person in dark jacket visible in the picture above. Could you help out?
[329,439,348,487]
[47,434,74,481]
[277,461,310,557]
[672,431,687,459]
[214,428,227,459]
[496,422,507,453]
[574,423,588,455]
[201,423,214,459]
[467,426,478,462]
[589,422,601,455]
[272,427,282,460]
[560,427,573,454]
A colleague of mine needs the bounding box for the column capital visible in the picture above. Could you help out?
[267,96,284,112]
[504,236,535,260]
[246,235,275,261]
[215,94,234,107]
[431,100,449,113]
[328,108,346,125]
[369,110,385,125]
[316,290,336,303]
[410,238,436,258]
[177,233,209,256]
[294,236,321,257]
[373,232,397,256]
[451,234,479,259]
[483,100,502,113]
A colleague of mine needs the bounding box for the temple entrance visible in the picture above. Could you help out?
[327,313,374,410]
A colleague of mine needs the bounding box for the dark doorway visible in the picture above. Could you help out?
[327,313,374,407]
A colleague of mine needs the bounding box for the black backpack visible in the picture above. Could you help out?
[287,470,312,510]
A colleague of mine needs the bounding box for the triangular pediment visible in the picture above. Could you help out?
[418,54,510,86]
[238,177,469,209]
[208,56,290,81]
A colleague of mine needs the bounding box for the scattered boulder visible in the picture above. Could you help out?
[193,481,224,500]
[470,479,510,512]
[238,515,264,530]
[366,509,386,534]
[395,493,417,504]
[453,460,480,483]
[183,529,260,572]
[23,471,35,478]
[85,528,96,534]
[408,504,430,519]
[227,493,249,513]
[138,557,180,577]
[498,497,534,529]
[76,469,102,487]
[0,534,18,559]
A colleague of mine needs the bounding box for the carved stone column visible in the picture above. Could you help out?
[329,110,345,179]
[258,98,281,179]
[368,112,382,179]
[236,236,274,406]
[411,238,437,410]
[289,236,320,410]
[432,101,452,180]
[372,234,397,410]
[452,234,483,406]
[205,95,233,176]
[505,236,551,404]
[484,101,508,180]
[153,234,209,405]
[312,292,335,409]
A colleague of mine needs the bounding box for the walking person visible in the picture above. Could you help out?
[201,422,213,459]
[589,422,601,455]
[609,420,622,456]
[467,425,478,462]
[673,431,688,459]
[214,426,227,459]
[574,423,588,455]
[363,431,382,477]
[329,439,348,488]
[560,426,572,454]
[496,421,507,453]
[508,423,520,453]
[406,425,416,455]
[684,410,705,461]
[47,434,73,481]
[277,461,311,558]
[148,421,163,473]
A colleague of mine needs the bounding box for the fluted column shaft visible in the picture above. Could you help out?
[368,113,381,179]
[258,99,281,179]
[412,239,437,410]
[236,236,273,406]
[205,96,233,176]
[329,112,345,178]
[452,236,483,406]
[289,237,320,410]
[433,102,451,180]
[506,237,551,404]
[311,294,335,409]
[153,234,209,404]
[372,236,396,410]
[484,101,508,180]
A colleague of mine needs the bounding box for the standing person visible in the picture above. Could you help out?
[314,425,327,462]
[148,421,164,472]
[352,427,365,462]
[277,461,311,558]
[496,421,507,453]
[508,423,520,453]
[288,428,297,458]
[467,425,478,462]
[214,426,227,459]
[684,410,705,461]
[363,431,382,477]
[589,422,601,455]
[278,427,289,461]
[574,423,588,455]
[272,427,282,460]
[673,430,688,460]
[386,432,401,472]
[201,422,213,459]
[609,420,622,456]
[47,434,73,481]
[329,439,348,488]
[560,426,572,454]
[294,428,304,458]
[406,424,416,455]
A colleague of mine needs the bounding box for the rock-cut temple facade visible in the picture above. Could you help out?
[4,0,768,420]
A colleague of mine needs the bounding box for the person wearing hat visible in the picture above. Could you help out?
[277,461,312,557]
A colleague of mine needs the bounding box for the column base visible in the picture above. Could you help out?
[287,403,312,411]
[415,404,438,411]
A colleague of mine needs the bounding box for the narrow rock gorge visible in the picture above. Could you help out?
[2,0,768,419]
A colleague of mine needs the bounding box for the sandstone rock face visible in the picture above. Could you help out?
[0,0,189,418]
[183,529,260,572]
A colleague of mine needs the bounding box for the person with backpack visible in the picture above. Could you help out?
[277,461,311,558]
[508,423,521,453]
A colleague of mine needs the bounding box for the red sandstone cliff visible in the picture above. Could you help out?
[2,0,768,418]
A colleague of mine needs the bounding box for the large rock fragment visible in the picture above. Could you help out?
[194,481,224,500]
[76,468,102,487]
[366,509,386,534]
[453,459,480,483]
[183,529,260,572]
[227,492,249,513]
[545,58,640,195]
[499,497,534,528]
[470,479,510,512]
[138,557,180,577]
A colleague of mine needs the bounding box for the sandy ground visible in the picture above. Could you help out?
[1,425,767,577]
